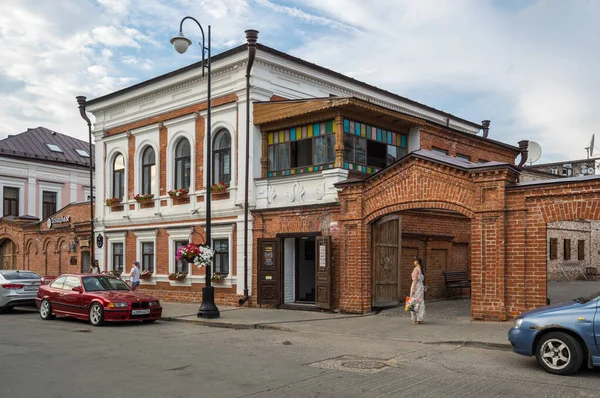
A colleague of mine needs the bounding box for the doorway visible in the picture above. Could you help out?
[283,236,316,304]
[81,251,90,273]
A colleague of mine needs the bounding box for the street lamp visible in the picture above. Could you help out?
[171,16,219,319]
[76,96,95,268]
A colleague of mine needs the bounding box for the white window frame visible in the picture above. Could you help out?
[211,224,234,278]
[135,230,158,284]
[167,228,193,286]
[105,147,128,202]
[38,181,63,220]
[0,177,26,217]
[164,114,196,194]
[106,232,126,274]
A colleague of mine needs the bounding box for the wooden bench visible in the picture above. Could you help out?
[442,271,471,299]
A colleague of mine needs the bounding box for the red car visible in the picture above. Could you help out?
[35,274,162,326]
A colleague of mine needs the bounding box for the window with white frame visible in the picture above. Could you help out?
[3,187,19,216]
[174,139,191,190]
[141,242,154,272]
[42,191,57,219]
[112,243,124,272]
[213,129,231,186]
[141,146,156,195]
[174,241,189,274]
[213,239,229,275]
[112,153,126,200]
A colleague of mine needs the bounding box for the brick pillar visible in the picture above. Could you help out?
[159,124,168,196]
[128,133,135,199]
[195,113,205,191]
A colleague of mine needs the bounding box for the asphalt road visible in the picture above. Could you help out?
[1,308,599,398]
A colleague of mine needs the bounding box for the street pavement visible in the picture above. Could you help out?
[1,308,599,398]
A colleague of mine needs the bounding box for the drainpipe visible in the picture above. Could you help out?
[239,29,259,306]
[517,140,529,169]
[481,120,490,138]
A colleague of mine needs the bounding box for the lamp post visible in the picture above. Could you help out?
[76,96,95,267]
[171,17,219,319]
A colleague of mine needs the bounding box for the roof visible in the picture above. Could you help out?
[0,127,94,168]
[507,174,600,189]
[86,43,481,129]
[523,158,595,168]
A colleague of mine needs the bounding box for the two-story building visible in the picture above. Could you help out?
[87,36,600,320]
[0,127,95,273]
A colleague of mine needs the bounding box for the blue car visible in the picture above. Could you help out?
[509,290,600,375]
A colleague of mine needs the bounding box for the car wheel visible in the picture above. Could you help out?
[39,300,55,320]
[535,332,584,375]
[89,303,105,326]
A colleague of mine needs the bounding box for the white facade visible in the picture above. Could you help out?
[0,156,91,219]
[87,44,481,297]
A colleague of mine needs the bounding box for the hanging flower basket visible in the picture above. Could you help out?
[168,272,188,281]
[140,270,153,279]
[105,198,121,207]
[168,189,188,198]
[211,182,227,193]
[176,243,215,269]
[133,193,154,203]
[103,270,122,277]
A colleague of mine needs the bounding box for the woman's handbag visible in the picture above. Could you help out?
[407,298,420,312]
[404,296,411,311]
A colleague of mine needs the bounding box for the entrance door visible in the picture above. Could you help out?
[372,215,402,307]
[81,251,91,273]
[257,239,280,305]
[315,236,332,309]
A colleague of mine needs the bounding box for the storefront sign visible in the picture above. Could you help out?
[47,216,70,229]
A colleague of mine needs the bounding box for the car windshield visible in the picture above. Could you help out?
[1,271,40,280]
[575,290,600,304]
[82,276,132,292]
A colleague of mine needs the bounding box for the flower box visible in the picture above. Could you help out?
[211,182,227,193]
[105,198,121,207]
[168,272,188,281]
[168,189,188,198]
[140,270,153,279]
[133,193,154,203]
[103,270,122,277]
[211,274,224,282]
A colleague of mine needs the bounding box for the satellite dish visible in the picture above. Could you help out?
[528,141,542,164]
[588,134,596,158]
[588,167,595,175]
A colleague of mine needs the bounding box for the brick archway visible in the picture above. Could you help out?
[337,154,518,319]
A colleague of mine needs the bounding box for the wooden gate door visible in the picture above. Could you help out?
[257,239,281,305]
[315,236,332,309]
[372,216,402,307]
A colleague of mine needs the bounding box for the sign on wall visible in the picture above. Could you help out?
[47,216,70,229]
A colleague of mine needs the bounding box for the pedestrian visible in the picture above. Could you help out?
[409,257,426,325]
[89,260,101,274]
[130,261,141,291]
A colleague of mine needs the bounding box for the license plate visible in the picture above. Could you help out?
[24,285,38,291]
[132,309,150,315]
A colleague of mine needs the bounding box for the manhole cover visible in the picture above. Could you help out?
[309,356,394,374]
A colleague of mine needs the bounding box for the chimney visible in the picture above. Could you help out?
[482,120,490,138]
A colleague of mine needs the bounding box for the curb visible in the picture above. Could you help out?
[159,316,512,351]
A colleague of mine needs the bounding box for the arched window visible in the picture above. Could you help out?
[174,139,191,190]
[141,147,156,195]
[213,130,231,186]
[112,154,125,200]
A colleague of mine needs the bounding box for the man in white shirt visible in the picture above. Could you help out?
[130,261,141,291]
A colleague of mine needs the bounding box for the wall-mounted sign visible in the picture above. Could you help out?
[47,216,70,229]
[96,234,104,249]
[80,240,90,248]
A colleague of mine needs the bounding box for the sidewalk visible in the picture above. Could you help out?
[160,299,512,350]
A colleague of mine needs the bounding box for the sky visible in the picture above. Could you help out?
[0,0,598,163]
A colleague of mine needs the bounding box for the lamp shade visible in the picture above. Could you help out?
[170,33,192,54]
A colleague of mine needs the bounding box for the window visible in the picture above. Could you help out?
[3,187,19,216]
[342,118,407,173]
[578,240,585,261]
[213,239,229,275]
[456,153,472,162]
[141,242,154,272]
[63,276,81,291]
[42,191,57,219]
[75,149,89,157]
[46,144,63,152]
[549,238,557,260]
[562,164,573,177]
[213,130,231,186]
[563,239,571,260]
[174,139,191,190]
[174,241,189,273]
[112,243,124,272]
[432,147,449,155]
[112,153,125,200]
[267,121,336,176]
[49,276,67,289]
[141,146,156,195]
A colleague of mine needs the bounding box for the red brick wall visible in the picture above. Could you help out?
[420,125,518,164]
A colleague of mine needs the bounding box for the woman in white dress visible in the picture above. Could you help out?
[410,257,426,325]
